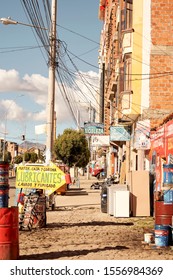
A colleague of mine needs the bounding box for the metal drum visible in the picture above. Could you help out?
[163,164,173,184]
[154,201,173,225]
[0,162,9,208]
[155,224,170,247]
[0,207,19,260]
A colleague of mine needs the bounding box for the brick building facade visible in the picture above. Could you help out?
[97,0,173,215]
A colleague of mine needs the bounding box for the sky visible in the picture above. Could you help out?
[0,0,103,146]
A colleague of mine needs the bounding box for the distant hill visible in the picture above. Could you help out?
[19,141,46,152]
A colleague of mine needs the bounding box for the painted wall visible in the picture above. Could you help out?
[131,0,143,115]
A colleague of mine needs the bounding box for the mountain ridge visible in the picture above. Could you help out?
[19,141,46,151]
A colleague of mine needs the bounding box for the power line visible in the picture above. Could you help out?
[0,45,48,54]
[57,24,100,45]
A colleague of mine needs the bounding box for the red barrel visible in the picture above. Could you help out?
[11,207,19,260]
[0,207,19,260]
[154,201,173,225]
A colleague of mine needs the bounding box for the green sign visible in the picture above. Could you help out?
[84,122,104,135]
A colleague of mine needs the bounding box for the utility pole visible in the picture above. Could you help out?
[46,0,57,164]
[2,113,7,161]
[86,102,92,180]
[89,101,92,122]
[77,109,80,130]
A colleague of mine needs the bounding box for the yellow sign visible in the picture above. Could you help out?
[16,162,66,195]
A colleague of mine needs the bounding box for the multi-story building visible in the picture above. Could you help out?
[98,0,173,216]
[6,141,18,162]
[0,138,18,162]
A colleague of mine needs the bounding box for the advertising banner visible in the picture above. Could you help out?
[165,119,173,157]
[150,125,165,157]
[91,135,110,146]
[16,162,66,195]
[110,126,131,141]
[133,121,150,150]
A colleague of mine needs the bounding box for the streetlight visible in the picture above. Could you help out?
[0,17,48,30]
[0,0,57,165]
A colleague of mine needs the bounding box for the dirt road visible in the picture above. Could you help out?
[16,176,173,260]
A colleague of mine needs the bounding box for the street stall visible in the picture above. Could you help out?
[15,162,66,230]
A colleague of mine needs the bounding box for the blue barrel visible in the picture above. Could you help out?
[0,188,9,208]
[163,190,173,203]
[163,164,173,184]
[155,225,171,246]
[0,185,9,208]
[0,162,9,186]
[0,162,9,208]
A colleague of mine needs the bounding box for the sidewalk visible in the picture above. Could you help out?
[18,175,173,260]
[55,175,100,208]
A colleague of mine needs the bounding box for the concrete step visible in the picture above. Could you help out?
[65,188,88,196]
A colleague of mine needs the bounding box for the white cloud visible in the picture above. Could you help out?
[0,99,26,121]
[0,69,21,91]
[30,110,47,122]
[0,68,99,137]
[23,73,48,106]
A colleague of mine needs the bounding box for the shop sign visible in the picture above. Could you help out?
[91,135,109,146]
[84,122,104,135]
[165,119,173,138]
[150,125,165,156]
[16,162,66,195]
[133,121,150,150]
[165,120,173,155]
[110,126,131,141]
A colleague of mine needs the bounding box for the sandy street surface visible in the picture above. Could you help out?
[13,176,173,260]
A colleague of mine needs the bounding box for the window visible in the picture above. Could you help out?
[124,0,133,29]
[124,54,132,91]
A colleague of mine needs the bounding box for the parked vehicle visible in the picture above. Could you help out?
[90,181,104,190]
[106,174,119,184]
[90,174,119,190]
[91,168,106,179]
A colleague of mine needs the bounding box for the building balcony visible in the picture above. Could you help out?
[108,89,115,101]
[122,29,134,58]
[119,90,137,123]
[121,90,133,108]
